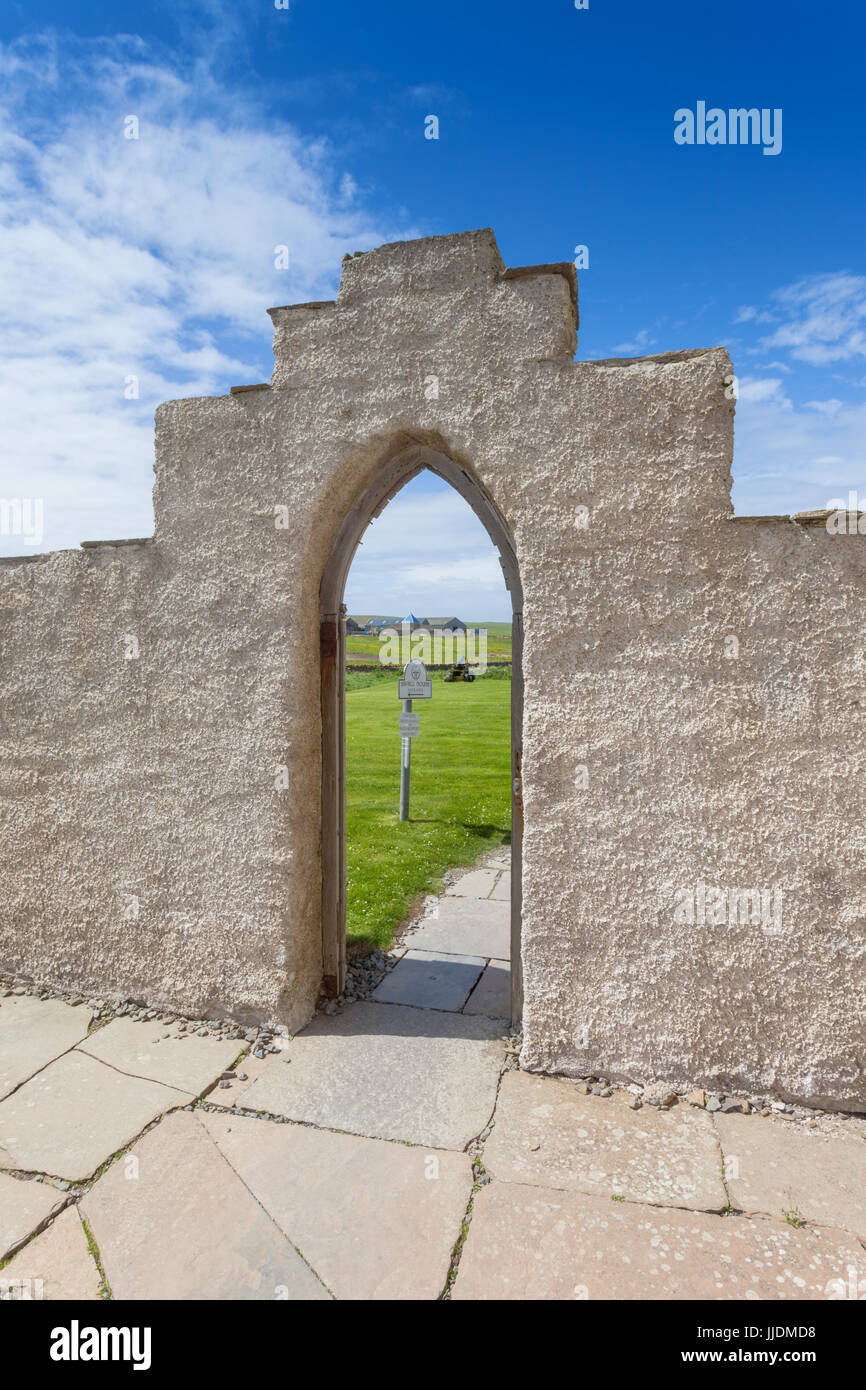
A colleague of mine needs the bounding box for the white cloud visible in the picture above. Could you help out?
[753,273,866,366]
[733,389,866,516]
[736,376,788,404]
[0,31,410,554]
[609,328,655,355]
[402,556,505,588]
[345,480,511,620]
[727,274,866,514]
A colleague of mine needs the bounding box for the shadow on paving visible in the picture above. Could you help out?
[233,1000,507,1149]
[306,997,506,1042]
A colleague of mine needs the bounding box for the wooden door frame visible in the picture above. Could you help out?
[319,444,524,1024]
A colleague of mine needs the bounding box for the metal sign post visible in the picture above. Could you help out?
[398,659,431,822]
[399,697,412,822]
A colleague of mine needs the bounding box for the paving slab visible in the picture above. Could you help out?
[0,1207,101,1300]
[0,996,93,1100]
[490,872,511,901]
[80,1111,329,1300]
[202,1110,472,1300]
[79,1017,241,1096]
[486,849,511,869]
[446,869,498,898]
[464,961,511,1019]
[715,1112,866,1235]
[200,1051,272,1110]
[407,896,510,959]
[0,1171,65,1260]
[234,1002,505,1149]
[484,1070,727,1210]
[453,1182,866,1301]
[0,1051,191,1180]
[371,950,485,1011]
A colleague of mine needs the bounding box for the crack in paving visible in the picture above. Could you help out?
[0,1027,95,1104]
[191,1112,336,1300]
[711,1110,735,1212]
[78,1210,113,1300]
[441,1042,513,1298]
[198,1095,495,1153]
[0,1190,76,1268]
[72,1047,197,1097]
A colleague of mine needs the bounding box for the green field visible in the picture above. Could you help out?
[346,619,512,664]
[346,669,511,948]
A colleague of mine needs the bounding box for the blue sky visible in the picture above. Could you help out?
[1,0,863,620]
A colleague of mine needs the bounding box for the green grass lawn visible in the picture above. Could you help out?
[346,621,512,663]
[346,670,511,948]
[466,620,512,637]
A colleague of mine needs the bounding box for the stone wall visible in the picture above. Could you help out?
[1,228,863,1107]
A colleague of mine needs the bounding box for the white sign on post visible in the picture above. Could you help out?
[398,657,432,700]
[398,659,430,821]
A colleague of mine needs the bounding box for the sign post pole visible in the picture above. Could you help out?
[397,658,431,823]
[399,697,412,822]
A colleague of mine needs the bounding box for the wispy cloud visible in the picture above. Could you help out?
[345,481,511,620]
[732,378,866,515]
[741,273,866,367]
[729,274,866,514]
[736,375,787,404]
[609,328,656,355]
[0,30,410,553]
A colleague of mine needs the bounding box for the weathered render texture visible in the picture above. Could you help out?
[1,229,864,1106]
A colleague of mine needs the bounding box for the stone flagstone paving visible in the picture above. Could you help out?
[0,995,92,1100]
[231,1001,505,1150]
[452,1185,866,1302]
[484,1070,728,1210]
[2,850,865,1301]
[2,1206,102,1301]
[371,949,486,1012]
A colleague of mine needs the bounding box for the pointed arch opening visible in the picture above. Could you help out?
[319,444,523,1024]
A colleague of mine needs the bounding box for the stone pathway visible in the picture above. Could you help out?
[2,845,865,1301]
